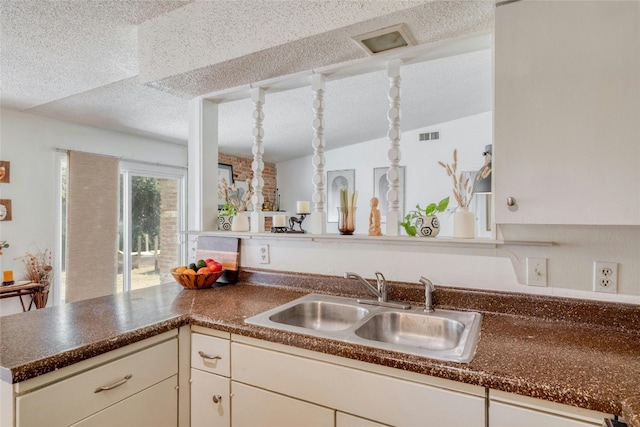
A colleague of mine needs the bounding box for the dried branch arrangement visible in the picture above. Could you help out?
[19,247,53,285]
[217,178,253,214]
[438,149,491,208]
[0,240,8,256]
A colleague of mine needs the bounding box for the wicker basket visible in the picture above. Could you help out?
[171,268,224,289]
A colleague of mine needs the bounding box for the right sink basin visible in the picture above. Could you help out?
[354,311,465,351]
[245,294,482,363]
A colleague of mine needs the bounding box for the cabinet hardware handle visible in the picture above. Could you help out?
[507,196,517,207]
[198,351,222,360]
[94,374,132,393]
[212,394,222,404]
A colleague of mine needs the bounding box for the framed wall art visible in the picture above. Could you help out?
[217,163,234,209]
[327,169,355,223]
[0,161,10,183]
[0,199,12,221]
[373,166,405,223]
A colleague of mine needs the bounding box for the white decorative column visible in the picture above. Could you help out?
[310,74,327,234]
[250,87,265,233]
[385,59,402,236]
[187,97,218,232]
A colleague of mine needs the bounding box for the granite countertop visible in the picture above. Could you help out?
[1,269,639,426]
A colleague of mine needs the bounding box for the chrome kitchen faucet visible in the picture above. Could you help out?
[344,272,410,310]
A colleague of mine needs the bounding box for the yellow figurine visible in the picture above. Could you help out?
[368,197,382,236]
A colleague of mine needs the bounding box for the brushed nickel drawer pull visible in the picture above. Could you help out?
[94,374,132,393]
[212,394,222,404]
[198,351,222,360]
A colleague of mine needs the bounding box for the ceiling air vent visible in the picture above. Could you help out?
[419,131,440,142]
[353,24,416,55]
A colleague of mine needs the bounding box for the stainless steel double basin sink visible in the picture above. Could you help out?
[244,294,482,363]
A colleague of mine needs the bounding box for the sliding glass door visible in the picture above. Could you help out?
[119,164,186,292]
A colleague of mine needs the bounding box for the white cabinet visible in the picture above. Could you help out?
[190,329,231,427]
[70,376,178,427]
[231,382,334,427]
[489,390,610,427]
[190,369,230,427]
[494,0,640,225]
[336,412,389,427]
[231,339,485,427]
[11,331,178,427]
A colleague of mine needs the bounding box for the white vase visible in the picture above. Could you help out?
[414,215,440,237]
[453,207,475,238]
[231,214,250,232]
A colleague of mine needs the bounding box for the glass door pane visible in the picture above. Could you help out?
[118,172,184,292]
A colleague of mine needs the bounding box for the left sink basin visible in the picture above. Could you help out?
[269,300,370,331]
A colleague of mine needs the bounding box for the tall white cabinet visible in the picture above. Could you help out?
[494,0,640,225]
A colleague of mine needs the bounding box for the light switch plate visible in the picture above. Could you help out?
[526,257,547,286]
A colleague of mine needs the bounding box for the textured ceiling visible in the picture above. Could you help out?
[219,49,492,163]
[0,0,494,159]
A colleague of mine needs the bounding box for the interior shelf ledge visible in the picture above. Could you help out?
[180,231,553,248]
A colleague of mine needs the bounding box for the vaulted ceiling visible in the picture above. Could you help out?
[0,1,494,162]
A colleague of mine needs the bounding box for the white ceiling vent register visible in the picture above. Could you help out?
[419,131,440,142]
[353,23,417,55]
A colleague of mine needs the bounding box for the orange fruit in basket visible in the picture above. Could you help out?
[175,266,187,273]
[197,267,210,274]
[184,269,196,275]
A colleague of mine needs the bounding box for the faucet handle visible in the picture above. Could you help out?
[374,271,386,284]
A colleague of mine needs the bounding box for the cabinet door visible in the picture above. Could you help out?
[232,342,484,427]
[494,0,640,225]
[191,369,230,427]
[490,401,601,427]
[231,382,334,427]
[336,412,389,427]
[71,376,178,427]
[17,338,177,427]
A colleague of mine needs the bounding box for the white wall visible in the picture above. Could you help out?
[263,111,640,304]
[0,109,187,316]
[277,112,492,236]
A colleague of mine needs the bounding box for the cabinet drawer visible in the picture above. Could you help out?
[489,401,602,427]
[191,333,230,377]
[70,375,178,427]
[17,338,177,427]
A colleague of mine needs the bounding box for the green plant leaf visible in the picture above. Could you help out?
[437,197,450,212]
[424,203,437,216]
[401,222,417,236]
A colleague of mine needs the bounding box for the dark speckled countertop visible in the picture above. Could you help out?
[1,269,639,426]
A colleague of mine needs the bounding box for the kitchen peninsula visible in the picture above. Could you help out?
[1,270,638,427]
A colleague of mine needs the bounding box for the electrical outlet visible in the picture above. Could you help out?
[259,244,270,264]
[593,261,617,293]
[526,257,547,286]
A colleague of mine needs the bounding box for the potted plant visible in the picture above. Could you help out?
[217,202,237,231]
[400,197,449,237]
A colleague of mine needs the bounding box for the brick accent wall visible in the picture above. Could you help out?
[218,153,278,228]
[159,178,179,283]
